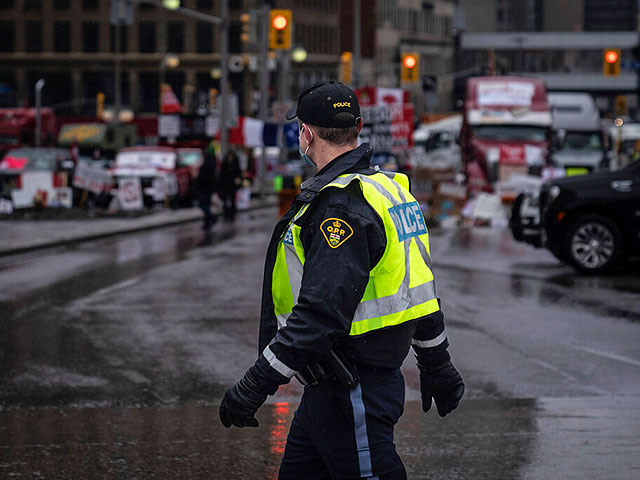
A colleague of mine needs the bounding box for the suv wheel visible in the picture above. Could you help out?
[563,214,623,273]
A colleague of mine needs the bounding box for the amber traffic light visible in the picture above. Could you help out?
[401,53,419,84]
[269,9,292,50]
[340,51,353,84]
[603,49,621,77]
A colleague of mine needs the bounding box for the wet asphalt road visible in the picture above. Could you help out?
[1,207,639,479]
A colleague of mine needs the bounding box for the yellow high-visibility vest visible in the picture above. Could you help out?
[272,171,439,336]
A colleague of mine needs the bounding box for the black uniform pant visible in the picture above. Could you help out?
[278,366,407,480]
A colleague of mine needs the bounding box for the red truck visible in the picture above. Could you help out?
[460,76,552,201]
[0,108,57,156]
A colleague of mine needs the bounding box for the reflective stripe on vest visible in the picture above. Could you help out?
[272,172,439,336]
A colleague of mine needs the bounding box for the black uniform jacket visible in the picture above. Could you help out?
[258,143,445,372]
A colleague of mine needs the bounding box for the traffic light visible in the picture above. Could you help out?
[269,9,292,50]
[340,51,353,84]
[603,48,621,77]
[240,12,250,45]
[401,53,419,84]
[96,91,105,118]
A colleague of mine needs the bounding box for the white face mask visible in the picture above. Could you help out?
[298,125,315,168]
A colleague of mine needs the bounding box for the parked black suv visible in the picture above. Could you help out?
[510,160,640,273]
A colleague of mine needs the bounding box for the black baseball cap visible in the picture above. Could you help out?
[286,81,361,128]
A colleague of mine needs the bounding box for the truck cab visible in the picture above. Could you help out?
[461,77,552,201]
[548,92,607,175]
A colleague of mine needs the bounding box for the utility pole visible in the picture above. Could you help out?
[219,0,229,158]
[353,0,361,88]
[259,5,270,203]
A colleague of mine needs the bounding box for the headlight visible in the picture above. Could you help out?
[548,185,561,201]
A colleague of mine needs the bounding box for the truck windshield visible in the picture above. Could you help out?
[472,125,547,142]
[562,132,602,151]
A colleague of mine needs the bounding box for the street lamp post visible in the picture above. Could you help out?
[34,79,45,147]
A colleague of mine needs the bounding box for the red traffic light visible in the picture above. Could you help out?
[605,50,619,64]
[272,14,288,30]
[403,55,417,69]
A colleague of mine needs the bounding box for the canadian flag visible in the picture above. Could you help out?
[376,87,405,106]
[160,84,182,114]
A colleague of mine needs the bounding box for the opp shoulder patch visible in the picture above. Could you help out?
[320,217,353,248]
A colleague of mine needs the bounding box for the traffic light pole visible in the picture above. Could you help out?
[258,5,269,203]
[219,0,229,158]
[353,0,361,88]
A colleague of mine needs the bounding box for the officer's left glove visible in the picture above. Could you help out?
[418,360,464,417]
[219,356,286,428]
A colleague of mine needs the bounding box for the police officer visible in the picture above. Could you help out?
[219,81,464,479]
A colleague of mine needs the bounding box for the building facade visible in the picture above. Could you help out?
[374,0,457,113]
[0,0,343,116]
[456,0,640,115]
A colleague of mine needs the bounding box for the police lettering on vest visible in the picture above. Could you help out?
[388,201,427,242]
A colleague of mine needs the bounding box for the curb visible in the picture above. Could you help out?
[0,200,278,258]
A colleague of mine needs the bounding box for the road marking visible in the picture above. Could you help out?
[74,277,141,308]
[571,343,640,368]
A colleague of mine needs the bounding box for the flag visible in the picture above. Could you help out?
[376,87,404,106]
[160,84,182,114]
[243,117,264,147]
[284,122,300,148]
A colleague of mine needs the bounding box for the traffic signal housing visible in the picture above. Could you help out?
[401,53,419,84]
[340,51,353,84]
[96,91,105,118]
[269,9,292,50]
[603,48,621,77]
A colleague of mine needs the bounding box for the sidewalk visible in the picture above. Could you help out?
[0,195,278,257]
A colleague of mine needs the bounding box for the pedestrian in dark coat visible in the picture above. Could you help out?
[195,144,218,231]
[219,150,242,222]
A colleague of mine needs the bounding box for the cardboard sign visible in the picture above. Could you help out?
[0,198,13,214]
[73,161,108,194]
[49,188,73,208]
[118,177,143,210]
[359,104,414,151]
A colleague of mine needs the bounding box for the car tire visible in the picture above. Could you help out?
[563,214,623,274]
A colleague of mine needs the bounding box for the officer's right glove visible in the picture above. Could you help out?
[219,355,286,428]
[418,360,464,417]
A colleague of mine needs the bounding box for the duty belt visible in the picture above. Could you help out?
[296,347,359,389]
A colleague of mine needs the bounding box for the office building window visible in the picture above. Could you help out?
[82,21,99,53]
[196,21,212,53]
[23,0,41,10]
[0,21,14,52]
[53,0,70,8]
[167,21,185,53]
[25,21,42,52]
[139,21,156,53]
[54,21,71,53]
[110,25,128,53]
[82,0,98,9]
[197,0,213,8]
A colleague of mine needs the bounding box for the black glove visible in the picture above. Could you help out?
[418,360,464,417]
[219,356,285,428]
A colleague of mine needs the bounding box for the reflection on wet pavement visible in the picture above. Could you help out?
[0,399,539,480]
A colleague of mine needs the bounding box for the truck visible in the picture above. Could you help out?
[548,92,607,175]
[0,108,57,156]
[460,76,552,201]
